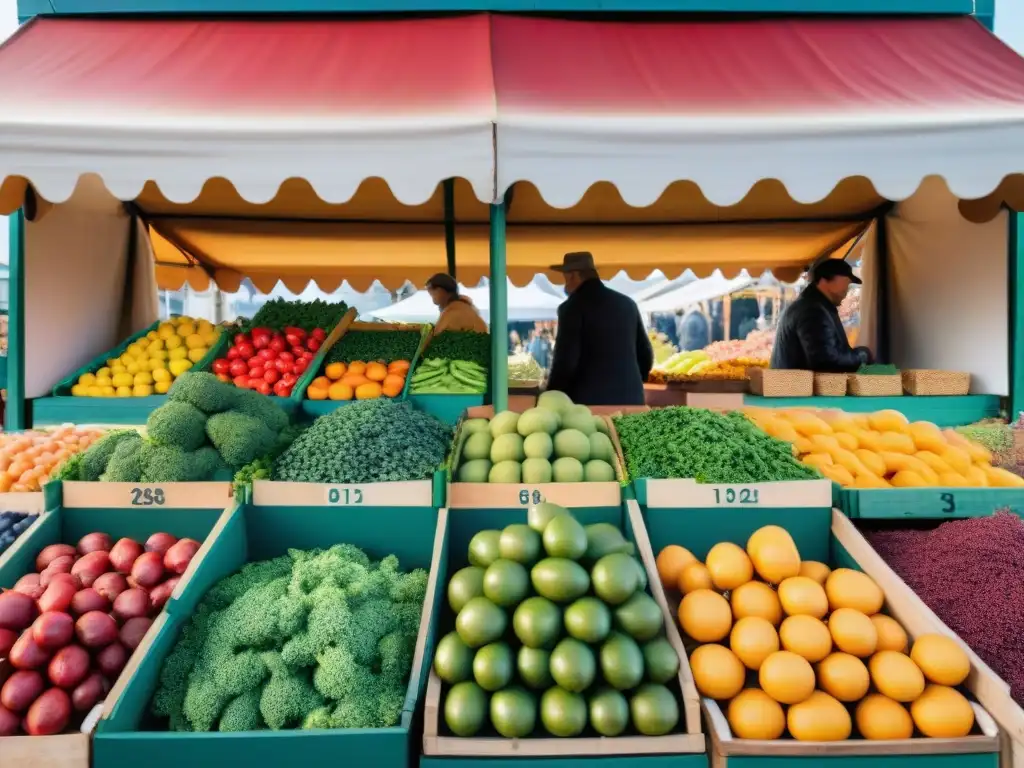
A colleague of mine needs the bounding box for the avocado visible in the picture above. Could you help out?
[447,566,485,612]
[630,684,679,736]
[457,459,491,483]
[512,596,562,649]
[589,688,629,736]
[600,632,645,690]
[540,687,587,737]
[444,681,488,736]
[468,530,502,568]
[456,597,507,648]
[473,642,514,692]
[498,524,542,565]
[528,501,569,533]
[434,631,474,684]
[549,638,596,693]
[490,687,537,738]
[518,647,554,689]
[591,552,640,605]
[642,637,681,684]
[531,558,590,603]
[483,559,529,607]
[614,591,665,641]
[542,514,588,560]
[563,597,612,644]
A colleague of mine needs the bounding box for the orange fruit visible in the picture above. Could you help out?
[341,374,369,389]
[356,382,383,400]
[325,362,346,381]
[328,382,354,401]
[389,360,411,374]
[307,386,328,401]
[656,545,697,589]
[311,376,331,390]
[365,362,388,382]
[382,374,405,398]
[348,361,367,376]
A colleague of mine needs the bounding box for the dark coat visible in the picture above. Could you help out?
[770,285,869,373]
[546,279,653,406]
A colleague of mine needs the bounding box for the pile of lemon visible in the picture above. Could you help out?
[70,317,221,398]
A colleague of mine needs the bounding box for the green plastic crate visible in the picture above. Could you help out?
[94,500,443,768]
[420,504,705,764]
[838,487,1024,519]
[638,502,999,767]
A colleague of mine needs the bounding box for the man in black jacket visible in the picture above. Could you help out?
[545,252,653,406]
[771,259,873,373]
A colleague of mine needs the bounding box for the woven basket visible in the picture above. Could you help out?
[848,374,903,397]
[901,369,970,396]
[749,368,814,397]
[813,373,849,397]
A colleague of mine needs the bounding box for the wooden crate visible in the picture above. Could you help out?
[422,504,705,758]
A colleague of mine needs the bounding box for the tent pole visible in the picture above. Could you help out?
[489,203,508,412]
[6,211,25,430]
[1009,211,1023,419]
[443,179,456,279]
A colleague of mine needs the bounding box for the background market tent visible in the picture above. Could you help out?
[368,278,563,323]
[637,272,754,315]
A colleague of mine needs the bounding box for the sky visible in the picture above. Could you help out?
[0,0,1020,265]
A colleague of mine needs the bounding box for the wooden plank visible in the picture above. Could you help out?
[252,479,433,508]
[405,507,447,719]
[61,481,232,510]
[626,499,703,737]
[0,491,44,513]
[0,732,90,768]
[447,480,621,509]
[644,478,833,509]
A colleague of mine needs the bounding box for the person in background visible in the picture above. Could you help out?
[425,273,487,336]
[546,252,653,406]
[771,259,873,372]
[528,328,552,372]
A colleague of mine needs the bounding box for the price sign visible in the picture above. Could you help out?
[518,489,545,506]
[939,492,956,514]
[327,487,365,505]
[713,487,760,505]
[130,487,165,506]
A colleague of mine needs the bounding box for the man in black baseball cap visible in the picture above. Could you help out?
[770,258,873,373]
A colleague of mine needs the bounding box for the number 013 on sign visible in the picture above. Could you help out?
[643,478,833,509]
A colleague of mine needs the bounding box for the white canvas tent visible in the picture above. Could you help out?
[368,278,563,323]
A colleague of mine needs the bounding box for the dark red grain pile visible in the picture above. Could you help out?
[867,511,1024,705]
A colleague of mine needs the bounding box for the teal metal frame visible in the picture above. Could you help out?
[16,0,977,17]
[6,212,24,431]
[1011,212,1023,419]
[488,204,508,412]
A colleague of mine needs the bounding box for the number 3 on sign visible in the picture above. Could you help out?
[130,487,165,506]
[940,492,956,514]
[519,489,544,505]
[328,488,364,505]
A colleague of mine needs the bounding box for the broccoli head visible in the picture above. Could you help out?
[231,389,290,433]
[168,372,240,414]
[259,651,323,730]
[139,442,220,482]
[101,438,145,483]
[79,429,141,481]
[219,688,265,732]
[206,412,278,469]
[147,401,209,451]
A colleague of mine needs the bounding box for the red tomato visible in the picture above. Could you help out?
[269,338,286,354]
[229,360,248,378]
[311,328,327,341]
[277,351,294,363]
[211,359,230,375]
[273,380,291,397]
[227,347,240,360]
[281,373,298,386]
[294,358,309,374]
[234,333,251,347]
[236,343,255,360]
[252,335,270,350]
[257,348,277,363]
[248,377,266,391]
[216,373,231,383]
[264,368,281,384]
[284,326,306,339]
[285,333,302,347]
[232,375,250,389]
[275,359,293,375]
[248,363,265,378]
[307,338,322,352]
[254,380,272,396]
[251,326,272,339]
[291,346,307,358]
[301,351,315,361]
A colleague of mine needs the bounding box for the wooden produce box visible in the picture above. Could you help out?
[0,482,229,768]
[447,406,631,509]
[421,504,705,762]
[0,490,45,514]
[838,515,1024,768]
[93,500,443,768]
[638,502,1000,768]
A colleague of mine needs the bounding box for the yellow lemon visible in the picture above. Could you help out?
[146,330,159,341]
[95,376,113,388]
[113,372,134,388]
[110,363,126,374]
[197,318,213,332]
[148,338,165,351]
[169,359,193,377]
[184,333,205,350]
[158,323,176,339]
[119,353,135,366]
[201,330,219,346]
[96,366,112,378]
[116,386,133,397]
[152,367,172,383]
[134,371,154,386]
[79,373,97,386]
[101,385,116,397]
[164,334,183,350]
[149,349,169,362]
[168,346,188,361]
[87,385,103,397]
[187,347,207,363]
[177,321,197,337]
[127,362,141,375]
[133,384,154,397]
[70,384,87,396]
[154,380,172,394]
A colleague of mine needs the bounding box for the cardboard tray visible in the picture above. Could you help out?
[446,406,632,509]
[0,482,229,768]
[421,503,704,758]
[93,500,444,768]
[640,503,1000,765]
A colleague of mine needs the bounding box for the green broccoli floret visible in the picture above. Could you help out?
[231,389,290,433]
[152,604,217,731]
[139,442,219,482]
[54,452,85,481]
[168,371,240,414]
[219,688,265,732]
[281,583,350,667]
[259,651,324,730]
[147,401,208,451]
[80,429,141,481]
[101,438,144,483]
[206,412,278,469]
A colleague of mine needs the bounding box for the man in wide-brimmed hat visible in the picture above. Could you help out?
[545,252,653,406]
